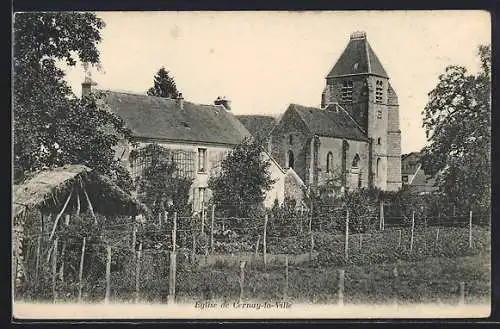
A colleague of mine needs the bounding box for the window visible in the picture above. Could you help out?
[403,175,409,183]
[375,80,383,104]
[352,154,360,168]
[341,80,353,102]
[287,150,294,169]
[198,148,207,173]
[289,135,293,145]
[376,158,381,178]
[326,152,333,173]
[377,138,381,145]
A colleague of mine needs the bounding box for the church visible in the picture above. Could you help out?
[266,31,402,191]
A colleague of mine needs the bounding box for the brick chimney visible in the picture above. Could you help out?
[81,77,97,98]
[214,96,231,111]
[176,92,184,110]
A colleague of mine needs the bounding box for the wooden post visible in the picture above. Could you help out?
[172,212,177,252]
[210,205,215,254]
[393,266,399,305]
[59,214,71,282]
[105,245,111,304]
[158,211,162,228]
[82,186,96,223]
[359,233,362,250]
[459,282,465,305]
[345,210,349,261]
[34,235,41,292]
[284,256,289,300]
[201,207,205,234]
[398,229,402,248]
[191,217,197,265]
[410,211,415,253]
[309,200,313,233]
[239,260,246,302]
[52,238,58,303]
[168,251,177,304]
[255,235,260,258]
[132,224,137,253]
[338,269,345,306]
[135,243,142,303]
[436,228,440,245]
[78,237,86,303]
[379,201,384,231]
[76,191,81,215]
[469,211,473,248]
[309,232,314,262]
[263,214,268,266]
[49,189,73,241]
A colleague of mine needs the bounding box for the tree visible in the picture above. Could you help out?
[134,143,193,217]
[208,138,276,217]
[421,44,491,213]
[146,67,179,98]
[13,12,134,192]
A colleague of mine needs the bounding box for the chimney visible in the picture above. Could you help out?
[176,92,184,110]
[214,96,231,111]
[81,77,97,98]
[350,31,367,40]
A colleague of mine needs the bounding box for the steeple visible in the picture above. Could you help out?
[326,31,388,79]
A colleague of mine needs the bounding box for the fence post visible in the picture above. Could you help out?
[263,214,268,267]
[78,237,86,303]
[393,266,399,305]
[338,269,345,306]
[359,233,362,250]
[168,251,177,304]
[172,212,177,253]
[398,229,402,248]
[379,201,384,231]
[239,260,246,303]
[435,228,440,245]
[255,235,260,258]
[59,214,71,282]
[105,245,111,304]
[132,224,137,253]
[191,218,197,265]
[345,210,349,261]
[284,256,289,300]
[35,235,41,293]
[158,211,162,229]
[410,211,415,254]
[135,243,142,303]
[201,207,205,234]
[51,238,58,303]
[469,211,473,248]
[309,232,314,262]
[459,281,465,305]
[210,205,215,254]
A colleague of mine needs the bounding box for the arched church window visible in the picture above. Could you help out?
[377,137,381,145]
[352,154,360,168]
[376,158,381,178]
[376,80,383,104]
[288,150,294,169]
[326,152,333,173]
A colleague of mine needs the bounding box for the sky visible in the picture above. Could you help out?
[63,11,491,154]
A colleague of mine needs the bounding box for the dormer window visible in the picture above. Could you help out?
[341,80,353,102]
[375,80,383,104]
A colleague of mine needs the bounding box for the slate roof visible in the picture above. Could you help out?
[96,90,251,145]
[288,103,368,142]
[236,115,277,142]
[327,31,389,78]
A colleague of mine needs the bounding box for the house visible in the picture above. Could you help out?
[401,152,438,194]
[81,81,297,212]
[268,31,402,191]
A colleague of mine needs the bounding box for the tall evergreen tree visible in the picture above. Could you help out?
[147,67,179,98]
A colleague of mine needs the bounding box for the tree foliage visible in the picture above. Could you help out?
[208,138,276,217]
[13,12,134,192]
[421,44,491,212]
[135,143,193,217]
[146,67,179,98]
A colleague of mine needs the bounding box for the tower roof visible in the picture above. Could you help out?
[327,31,389,79]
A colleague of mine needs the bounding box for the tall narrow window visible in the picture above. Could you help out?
[377,137,381,145]
[198,148,207,173]
[375,80,383,104]
[376,158,381,178]
[352,154,360,168]
[326,152,333,173]
[287,150,294,169]
[341,80,353,102]
[289,135,293,145]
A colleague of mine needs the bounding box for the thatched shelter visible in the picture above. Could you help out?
[13,164,148,221]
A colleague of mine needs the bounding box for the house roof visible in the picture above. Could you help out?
[406,165,438,194]
[236,115,277,142]
[97,90,251,145]
[401,152,422,175]
[327,31,389,79]
[288,103,369,142]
